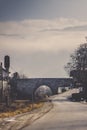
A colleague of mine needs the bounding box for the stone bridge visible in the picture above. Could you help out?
[16,78,73,98]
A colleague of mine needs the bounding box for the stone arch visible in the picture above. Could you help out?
[34,85,53,100]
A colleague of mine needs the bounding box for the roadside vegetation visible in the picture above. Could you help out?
[0,100,44,118]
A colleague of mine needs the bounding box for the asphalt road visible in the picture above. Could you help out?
[22,89,87,130]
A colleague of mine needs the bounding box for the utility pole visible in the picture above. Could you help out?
[0,62,3,102]
[4,55,10,106]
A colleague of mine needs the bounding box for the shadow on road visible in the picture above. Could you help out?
[52,98,68,102]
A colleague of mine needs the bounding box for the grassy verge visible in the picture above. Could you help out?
[0,101,44,118]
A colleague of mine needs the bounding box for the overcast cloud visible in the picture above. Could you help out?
[0,18,87,77]
[0,0,87,77]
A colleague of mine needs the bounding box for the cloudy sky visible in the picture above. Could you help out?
[0,0,87,78]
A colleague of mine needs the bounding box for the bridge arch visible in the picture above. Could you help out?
[34,85,53,100]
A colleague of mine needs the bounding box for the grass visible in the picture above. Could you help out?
[0,100,44,118]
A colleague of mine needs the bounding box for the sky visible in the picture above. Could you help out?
[0,0,87,78]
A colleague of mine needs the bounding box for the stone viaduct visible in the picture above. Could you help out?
[15,78,73,99]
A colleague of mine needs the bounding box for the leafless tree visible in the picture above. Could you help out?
[65,43,87,77]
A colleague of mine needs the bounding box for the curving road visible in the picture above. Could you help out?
[22,89,87,130]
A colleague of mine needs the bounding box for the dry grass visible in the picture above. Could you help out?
[0,101,44,118]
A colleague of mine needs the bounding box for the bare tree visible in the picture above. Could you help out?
[18,73,27,79]
[65,43,87,73]
[65,39,87,100]
[64,51,77,75]
[12,72,27,79]
[65,42,87,87]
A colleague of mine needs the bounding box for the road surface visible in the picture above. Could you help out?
[22,89,87,130]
